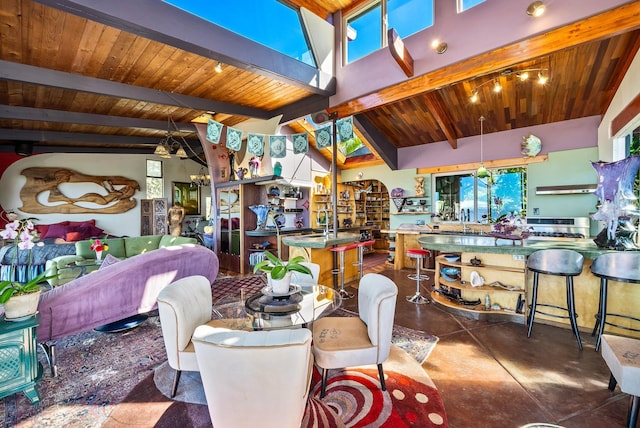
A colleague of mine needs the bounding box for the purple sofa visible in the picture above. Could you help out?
[37,244,219,375]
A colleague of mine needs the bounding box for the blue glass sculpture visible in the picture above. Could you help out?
[249,205,271,230]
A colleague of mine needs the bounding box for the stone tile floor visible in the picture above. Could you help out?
[343,255,632,428]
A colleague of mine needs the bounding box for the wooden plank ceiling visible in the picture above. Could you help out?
[0,0,638,170]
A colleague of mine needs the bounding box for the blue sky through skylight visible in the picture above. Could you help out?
[163,0,315,66]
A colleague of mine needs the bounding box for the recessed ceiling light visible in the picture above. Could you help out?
[527,1,545,17]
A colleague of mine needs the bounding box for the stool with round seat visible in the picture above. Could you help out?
[353,239,376,280]
[526,249,585,351]
[406,248,430,304]
[330,243,359,299]
[590,252,640,352]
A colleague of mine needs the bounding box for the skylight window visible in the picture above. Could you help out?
[344,0,434,64]
[458,0,486,13]
[164,0,316,67]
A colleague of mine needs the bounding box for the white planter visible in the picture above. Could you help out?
[3,290,41,320]
[269,271,293,295]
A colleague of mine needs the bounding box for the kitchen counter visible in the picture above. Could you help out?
[283,232,361,249]
[284,232,362,287]
[417,235,612,259]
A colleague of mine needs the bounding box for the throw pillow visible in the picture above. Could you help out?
[99,254,121,270]
[43,223,70,239]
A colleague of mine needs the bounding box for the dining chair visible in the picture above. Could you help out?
[311,272,398,397]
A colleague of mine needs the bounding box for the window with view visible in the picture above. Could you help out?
[433,167,526,223]
[345,0,434,64]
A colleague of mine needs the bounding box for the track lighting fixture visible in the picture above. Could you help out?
[214,62,223,73]
[469,65,550,103]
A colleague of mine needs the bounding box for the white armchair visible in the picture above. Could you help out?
[192,326,313,428]
[156,275,213,397]
[312,272,398,397]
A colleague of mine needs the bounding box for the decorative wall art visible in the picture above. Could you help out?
[247,133,265,156]
[172,182,200,215]
[269,135,287,158]
[19,167,139,214]
[225,127,243,151]
[337,116,354,142]
[315,125,332,149]
[206,119,223,144]
[293,133,309,154]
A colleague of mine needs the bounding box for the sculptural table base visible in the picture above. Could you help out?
[94,314,149,333]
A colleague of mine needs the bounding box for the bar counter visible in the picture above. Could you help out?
[283,232,361,286]
[415,233,638,339]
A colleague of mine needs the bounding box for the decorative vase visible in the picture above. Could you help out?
[249,205,271,230]
[4,290,41,320]
[96,250,103,262]
[269,271,292,295]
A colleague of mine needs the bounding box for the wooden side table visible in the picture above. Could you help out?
[0,313,42,404]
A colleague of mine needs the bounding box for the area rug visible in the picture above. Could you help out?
[108,344,448,427]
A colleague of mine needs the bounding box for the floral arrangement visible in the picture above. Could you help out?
[0,217,38,250]
[491,216,531,239]
[248,156,261,178]
[0,217,53,304]
[89,239,109,253]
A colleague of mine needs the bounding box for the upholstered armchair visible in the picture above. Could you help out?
[312,272,398,397]
[192,326,313,428]
[157,275,214,397]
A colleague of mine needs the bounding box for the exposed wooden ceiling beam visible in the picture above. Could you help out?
[33,0,335,96]
[423,92,457,149]
[353,115,398,170]
[331,2,640,117]
[417,155,548,175]
[0,60,270,119]
[0,105,197,133]
[0,128,200,147]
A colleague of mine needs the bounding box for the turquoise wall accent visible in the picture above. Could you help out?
[527,147,599,218]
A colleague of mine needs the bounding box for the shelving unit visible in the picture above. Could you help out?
[392,196,431,214]
[311,183,355,229]
[349,180,390,250]
[433,253,526,322]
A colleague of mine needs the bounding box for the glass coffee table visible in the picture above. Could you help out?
[212,283,342,330]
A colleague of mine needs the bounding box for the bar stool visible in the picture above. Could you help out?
[330,243,359,299]
[406,248,430,304]
[590,252,640,352]
[526,249,585,350]
[353,239,376,280]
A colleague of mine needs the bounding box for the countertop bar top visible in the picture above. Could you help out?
[417,235,615,259]
[283,232,361,248]
[245,228,313,237]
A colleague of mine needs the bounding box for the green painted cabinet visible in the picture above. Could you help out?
[0,313,42,403]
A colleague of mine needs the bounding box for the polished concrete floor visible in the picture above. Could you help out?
[340,254,634,428]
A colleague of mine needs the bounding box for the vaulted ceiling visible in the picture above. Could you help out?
[0,0,639,171]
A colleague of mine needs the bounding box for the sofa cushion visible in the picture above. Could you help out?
[99,254,121,269]
[159,235,197,247]
[76,238,126,259]
[124,235,163,257]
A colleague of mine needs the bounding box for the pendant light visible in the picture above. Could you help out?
[477,116,489,178]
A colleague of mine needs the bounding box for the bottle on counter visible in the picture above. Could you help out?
[485,294,491,310]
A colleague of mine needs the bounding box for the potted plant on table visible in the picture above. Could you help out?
[0,217,54,320]
[253,252,313,294]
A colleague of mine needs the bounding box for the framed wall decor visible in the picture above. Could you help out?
[172,182,200,215]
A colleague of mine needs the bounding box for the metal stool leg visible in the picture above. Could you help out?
[407,255,429,304]
[566,276,583,351]
[336,250,353,299]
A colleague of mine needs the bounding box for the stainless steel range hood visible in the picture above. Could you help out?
[535,184,597,195]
